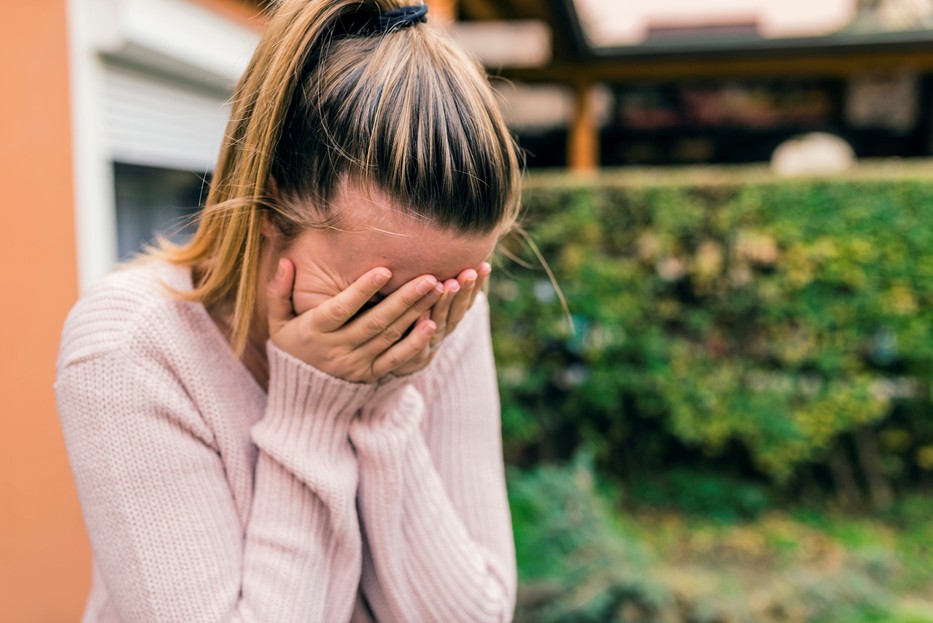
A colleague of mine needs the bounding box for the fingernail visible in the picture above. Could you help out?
[417,276,437,294]
[420,320,437,334]
[448,281,461,294]
[479,262,492,276]
[464,269,478,284]
[434,282,445,295]
[373,269,391,286]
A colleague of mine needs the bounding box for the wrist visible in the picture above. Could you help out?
[267,341,377,412]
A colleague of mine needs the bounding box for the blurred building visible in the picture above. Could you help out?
[458,0,933,171]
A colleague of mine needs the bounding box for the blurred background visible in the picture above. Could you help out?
[2,0,931,620]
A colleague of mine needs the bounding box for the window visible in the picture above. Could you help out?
[113,162,208,260]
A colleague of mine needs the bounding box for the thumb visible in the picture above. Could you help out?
[266,258,296,335]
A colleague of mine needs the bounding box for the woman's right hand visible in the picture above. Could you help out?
[267,258,443,383]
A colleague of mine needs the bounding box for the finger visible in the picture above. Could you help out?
[314,267,392,332]
[267,258,296,335]
[371,318,436,378]
[470,262,492,307]
[348,274,439,344]
[429,279,459,338]
[360,281,443,352]
[392,316,438,375]
[446,268,478,332]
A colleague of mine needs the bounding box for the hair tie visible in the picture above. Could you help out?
[377,4,428,31]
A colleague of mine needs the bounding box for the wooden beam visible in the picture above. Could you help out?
[508,0,552,21]
[501,48,933,83]
[546,0,590,63]
[569,81,598,172]
[459,0,510,20]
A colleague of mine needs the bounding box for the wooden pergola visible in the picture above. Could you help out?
[448,0,933,172]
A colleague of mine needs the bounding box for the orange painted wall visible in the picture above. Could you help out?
[0,1,89,620]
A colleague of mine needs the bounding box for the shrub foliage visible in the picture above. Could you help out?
[492,168,933,504]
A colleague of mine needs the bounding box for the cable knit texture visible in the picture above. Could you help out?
[55,260,516,622]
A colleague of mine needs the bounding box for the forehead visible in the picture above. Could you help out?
[321,181,501,290]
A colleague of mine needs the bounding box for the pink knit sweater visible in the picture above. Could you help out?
[55,260,516,622]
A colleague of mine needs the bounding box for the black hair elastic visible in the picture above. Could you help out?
[377,4,428,31]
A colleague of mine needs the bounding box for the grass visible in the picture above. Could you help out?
[849,606,933,623]
[618,495,933,610]
[510,460,933,622]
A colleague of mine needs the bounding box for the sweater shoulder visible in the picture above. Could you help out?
[57,260,197,370]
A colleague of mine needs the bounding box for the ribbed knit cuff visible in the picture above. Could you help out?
[357,357,433,425]
[251,342,377,467]
[350,383,425,464]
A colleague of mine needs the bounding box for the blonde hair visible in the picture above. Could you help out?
[154,0,522,354]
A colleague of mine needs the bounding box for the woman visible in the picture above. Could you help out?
[55,1,521,621]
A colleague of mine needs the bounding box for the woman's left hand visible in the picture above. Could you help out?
[391,262,491,376]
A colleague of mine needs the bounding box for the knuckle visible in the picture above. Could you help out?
[327,300,351,324]
[385,351,404,369]
[381,325,403,344]
[402,288,424,307]
[364,316,389,335]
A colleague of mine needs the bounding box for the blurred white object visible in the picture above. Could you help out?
[494,82,611,132]
[875,0,933,30]
[770,133,856,177]
[572,0,854,46]
[449,20,551,68]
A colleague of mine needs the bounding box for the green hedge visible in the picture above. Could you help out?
[491,164,933,501]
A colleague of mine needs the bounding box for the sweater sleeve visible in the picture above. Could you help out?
[55,341,374,623]
[348,293,517,622]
